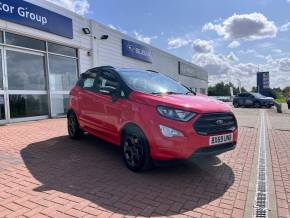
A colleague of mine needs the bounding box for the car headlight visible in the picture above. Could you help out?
[157,106,196,122]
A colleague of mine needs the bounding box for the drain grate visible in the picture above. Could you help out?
[254,111,268,218]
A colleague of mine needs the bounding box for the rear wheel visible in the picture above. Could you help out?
[122,126,153,172]
[254,102,261,108]
[233,102,239,108]
[68,112,83,139]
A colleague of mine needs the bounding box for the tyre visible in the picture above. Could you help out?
[122,126,153,172]
[266,105,272,108]
[67,112,83,139]
[233,102,239,108]
[288,103,290,110]
[254,102,261,108]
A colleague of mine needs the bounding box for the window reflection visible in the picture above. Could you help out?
[0,50,2,90]
[49,54,78,91]
[6,32,46,51]
[9,95,48,118]
[48,42,77,57]
[7,50,46,90]
[0,95,5,120]
[51,94,69,116]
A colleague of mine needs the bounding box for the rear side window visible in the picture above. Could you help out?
[78,71,98,92]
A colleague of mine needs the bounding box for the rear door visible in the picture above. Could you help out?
[93,70,125,143]
[244,93,254,106]
[77,71,104,131]
[237,93,246,106]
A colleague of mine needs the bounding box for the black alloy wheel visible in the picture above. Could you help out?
[68,112,83,139]
[233,102,239,108]
[254,102,261,108]
[122,126,152,172]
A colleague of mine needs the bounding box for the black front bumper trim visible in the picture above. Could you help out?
[190,142,236,157]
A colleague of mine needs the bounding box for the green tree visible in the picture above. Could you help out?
[208,82,247,96]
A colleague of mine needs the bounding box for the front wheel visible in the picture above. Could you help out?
[68,112,83,139]
[122,126,153,172]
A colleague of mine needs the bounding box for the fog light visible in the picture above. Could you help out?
[159,125,184,137]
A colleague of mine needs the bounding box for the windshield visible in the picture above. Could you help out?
[251,93,266,98]
[118,69,190,94]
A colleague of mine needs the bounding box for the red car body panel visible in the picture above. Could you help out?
[70,85,238,161]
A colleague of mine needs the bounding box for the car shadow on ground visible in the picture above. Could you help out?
[21,134,235,217]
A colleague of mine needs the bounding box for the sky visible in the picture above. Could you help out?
[45,0,290,90]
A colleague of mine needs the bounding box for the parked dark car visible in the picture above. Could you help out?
[233,92,274,108]
[287,95,290,109]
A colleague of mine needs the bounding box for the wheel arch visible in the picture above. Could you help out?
[120,122,148,145]
[67,109,75,118]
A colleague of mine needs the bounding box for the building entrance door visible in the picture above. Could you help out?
[5,47,49,123]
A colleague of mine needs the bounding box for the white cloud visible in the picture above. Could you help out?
[227,52,239,62]
[168,38,191,49]
[192,39,214,53]
[192,51,290,89]
[228,41,240,48]
[202,13,277,40]
[108,24,127,34]
[45,0,90,15]
[238,49,256,54]
[272,49,282,53]
[108,24,117,30]
[133,31,157,44]
[280,22,290,32]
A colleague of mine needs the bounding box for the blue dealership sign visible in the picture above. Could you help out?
[122,39,152,63]
[0,0,73,38]
[257,71,270,96]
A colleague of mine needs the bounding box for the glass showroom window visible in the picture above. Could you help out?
[48,46,78,116]
[0,95,4,120]
[0,50,3,91]
[6,49,48,119]
[0,46,5,121]
[7,50,46,90]
[49,54,77,91]
[5,32,46,51]
[9,95,48,118]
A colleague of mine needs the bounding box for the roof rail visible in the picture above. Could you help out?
[147,69,159,73]
[99,65,114,69]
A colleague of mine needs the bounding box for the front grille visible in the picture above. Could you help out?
[194,112,237,135]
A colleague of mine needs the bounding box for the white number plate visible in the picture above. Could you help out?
[209,133,233,146]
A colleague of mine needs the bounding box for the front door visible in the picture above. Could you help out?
[5,48,49,122]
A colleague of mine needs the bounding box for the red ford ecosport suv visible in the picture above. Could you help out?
[68,66,238,172]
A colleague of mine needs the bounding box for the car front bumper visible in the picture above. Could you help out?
[148,126,238,160]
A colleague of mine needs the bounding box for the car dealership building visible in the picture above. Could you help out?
[0,0,208,124]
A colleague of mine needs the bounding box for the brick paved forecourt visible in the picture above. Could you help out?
[0,107,289,217]
[266,107,290,218]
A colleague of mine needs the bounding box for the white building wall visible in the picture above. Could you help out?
[0,0,93,73]
[92,22,208,91]
[0,0,208,92]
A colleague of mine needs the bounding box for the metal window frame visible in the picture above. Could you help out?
[0,30,80,123]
